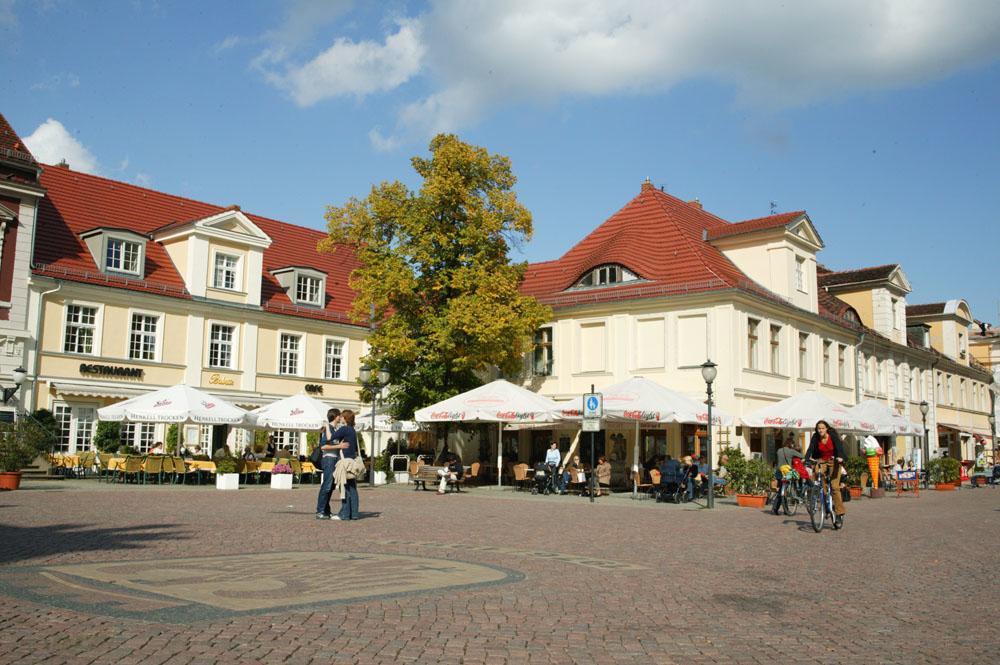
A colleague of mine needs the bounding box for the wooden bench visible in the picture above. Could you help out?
[411,465,468,492]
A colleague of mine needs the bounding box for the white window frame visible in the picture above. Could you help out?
[795,257,806,292]
[822,341,832,384]
[323,336,348,380]
[104,234,144,276]
[53,402,99,454]
[61,300,104,356]
[838,344,847,387]
[747,318,760,370]
[126,309,164,362]
[798,332,810,380]
[295,273,324,306]
[206,321,239,370]
[212,251,243,291]
[533,326,555,376]
[122,422,157,453]
[277,331,304,377]
[769,324,782,374]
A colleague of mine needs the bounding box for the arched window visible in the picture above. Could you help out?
[573,264,639,289]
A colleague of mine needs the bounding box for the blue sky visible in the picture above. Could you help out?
[3,0,1000,321]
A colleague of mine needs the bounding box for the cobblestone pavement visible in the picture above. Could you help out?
[1,480,997,664]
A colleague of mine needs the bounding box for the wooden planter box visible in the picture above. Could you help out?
[736,493,767,508]
[934,482,956,491]
[848,486,863,499]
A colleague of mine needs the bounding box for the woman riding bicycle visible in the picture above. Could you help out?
[804,419,846,528]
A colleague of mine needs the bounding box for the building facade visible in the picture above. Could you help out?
[26,163,369,454]
[0,113,44,420]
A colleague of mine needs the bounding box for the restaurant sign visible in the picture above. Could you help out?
[79,363,144,379]
[304,383,324,395]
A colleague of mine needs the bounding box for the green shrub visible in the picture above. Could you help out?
[93,421,122,454]
[0,419,52,472]
[215,456,238,474]
[927,457,960,484]
[165,424,179,454]
[844,456,868,486]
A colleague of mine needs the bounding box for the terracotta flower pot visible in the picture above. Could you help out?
[0,471,22,491]
[736,493,767,508]
[934,482,955,491]
[848,486,863,498]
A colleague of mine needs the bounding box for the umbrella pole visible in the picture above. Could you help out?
[497,422,503,488]
[633,419,639,499]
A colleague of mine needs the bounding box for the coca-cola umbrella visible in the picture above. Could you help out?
[414,379,566,487]
[740,390,861,432]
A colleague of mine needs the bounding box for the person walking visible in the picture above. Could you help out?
[804,419,846,528]
[315,408,343,520]
[331,410,361,521]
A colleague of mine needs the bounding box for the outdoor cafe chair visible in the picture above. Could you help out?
[467,461,480,485]
[289,459,304,485]
[169,456,193,484]
[76,451,96,478]
[512,463,530,492]
[96,453,113,482]
[141,455,164,484]
[634,470,653,499]
[117,456,143,484]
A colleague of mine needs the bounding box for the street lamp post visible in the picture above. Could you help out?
[701,359,718,509]
[919,400,929,488]
[359,365,390,487]
[2,367,26,404]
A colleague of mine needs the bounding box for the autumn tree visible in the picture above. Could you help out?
[320,134,551,418]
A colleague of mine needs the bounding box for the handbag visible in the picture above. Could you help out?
[840,486,851,503]
[309,425,329,468]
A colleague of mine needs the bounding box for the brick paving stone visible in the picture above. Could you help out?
[0,481,998,663]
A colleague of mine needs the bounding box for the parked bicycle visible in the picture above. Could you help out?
[776,470,803,516]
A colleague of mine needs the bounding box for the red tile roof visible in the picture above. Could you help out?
[906,302,947,317]
[522,187,751,300]
[34,164,363,326]
[818,264,898,287]
[520,187,819,316]
[703,211,805,240]
[0,112,36,164]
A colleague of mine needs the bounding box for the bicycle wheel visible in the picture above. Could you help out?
[804,485,815,516]
[782,489,798,516]
[810,488,825,532]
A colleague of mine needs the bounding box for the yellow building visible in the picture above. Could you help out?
[27,164,369,454]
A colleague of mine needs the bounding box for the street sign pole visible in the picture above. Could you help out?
[583,385,603,504]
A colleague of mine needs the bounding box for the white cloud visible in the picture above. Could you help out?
[213,35,242,53]
[22,118,100,174]
[134,172,152,187]
[30,72,80,92]
[263,0,1000,147]
[263,18,425,105]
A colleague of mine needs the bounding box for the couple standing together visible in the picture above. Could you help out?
[315,408,361,521]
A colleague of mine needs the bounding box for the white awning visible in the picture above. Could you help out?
[51,381,144,400]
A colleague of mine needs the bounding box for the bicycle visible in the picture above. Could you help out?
[777,472,802,516]
[805,464,842,532]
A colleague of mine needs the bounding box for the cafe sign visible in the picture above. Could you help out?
[209,374,235,386]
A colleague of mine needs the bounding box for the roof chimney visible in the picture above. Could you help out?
[641,177,654,192]
[56,159,69,169]
[688,199,702,209]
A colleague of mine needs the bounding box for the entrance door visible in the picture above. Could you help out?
[211,425,229,456]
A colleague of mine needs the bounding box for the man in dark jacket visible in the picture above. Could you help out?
[658,455,681,494]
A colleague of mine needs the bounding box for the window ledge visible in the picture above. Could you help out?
[743,368,788,379]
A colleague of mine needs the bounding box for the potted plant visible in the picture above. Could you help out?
[373,449,395,485]
[0,419,51,490]
[844,456,867,499]
[928,457,960,490]
[270,461,294,489]
[215,456,239,490]
[721,447,769,508]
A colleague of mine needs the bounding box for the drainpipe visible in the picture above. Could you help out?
[28,279,62,413]
[929,355,940,455]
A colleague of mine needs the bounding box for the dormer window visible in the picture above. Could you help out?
[573,264,639,289]
[79,228,149,278]
[213,253,241,290]
[296,274,322,306]
[270,266,327,307]
[106,237,142,274]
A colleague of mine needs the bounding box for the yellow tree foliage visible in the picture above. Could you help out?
[319,134,551,417]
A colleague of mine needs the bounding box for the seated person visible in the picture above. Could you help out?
[714,455,729,487]
[594,456,612,496]
[242,448,258,461]
[275,445,292,459]
[891,458,904,479]
[437,453,464,494]
[212,444,231,459]
[658,455,681,492]
[562,455,586,493]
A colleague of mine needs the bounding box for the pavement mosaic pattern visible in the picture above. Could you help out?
[1,481,998,664]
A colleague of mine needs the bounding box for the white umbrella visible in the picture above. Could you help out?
[597,377,734,426]
[415,379,566,486]
[848,399,924,436]
[740,390,860,431]
[249,393,332,430]
[97,383,247,425]
[355,414,422,433]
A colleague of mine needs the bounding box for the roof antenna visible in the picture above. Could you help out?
[769,201,777,215]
